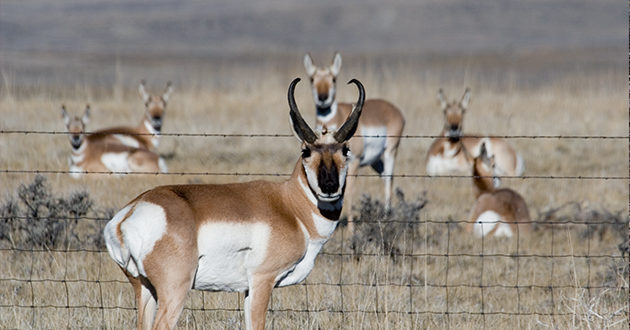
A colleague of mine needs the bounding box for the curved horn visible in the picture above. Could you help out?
[333,79,365,142]
[288,78,318,144]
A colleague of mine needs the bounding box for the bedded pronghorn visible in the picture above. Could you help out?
[425,88,523,177]
[62,105,167,179]
[466,143,531,238]
[103,78,364,330]
[304,52,405,231]
[93,80,173,151]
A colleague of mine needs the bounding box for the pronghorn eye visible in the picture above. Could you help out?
[309,77,314,83]
[332,77,337,83]
[342,145,350,157]
[301,148,311,158]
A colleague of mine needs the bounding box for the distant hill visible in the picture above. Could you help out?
[0,0,625,56]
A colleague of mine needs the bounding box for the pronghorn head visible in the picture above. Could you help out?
[288,77,364,203]
[303,52,342,109]
[138,80,173,132]
[437,88,471,140]
[61,104,90,150]
[473,142,501,189]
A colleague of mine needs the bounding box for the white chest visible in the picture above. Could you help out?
[426,143,470,176]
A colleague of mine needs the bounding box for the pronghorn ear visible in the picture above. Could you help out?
[288,78,318,144]
[139,80,150,104]
[330,52,342,76]
[437,88,448,110]
[61,105,70,126]
[479,142,488,158]
[82,104,91,124]
[162,81,174,103]
[304,53,316,77]
[460,88,471,109]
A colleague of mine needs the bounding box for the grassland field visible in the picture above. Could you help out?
[0,49,627,329]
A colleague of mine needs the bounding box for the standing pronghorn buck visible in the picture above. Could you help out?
[104,78,365,330]
[425,88,524,177]
[304,52,405,231]
[467,143,531,238]
[62,105,167,179]
[94,80,173,151]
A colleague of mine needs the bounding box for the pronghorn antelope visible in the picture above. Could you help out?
[425,88,523,177]
[467,143,531,238]
[103,78,365,330]
[62,105,167,179]
[304,52,405,231]
[94,80,173,151]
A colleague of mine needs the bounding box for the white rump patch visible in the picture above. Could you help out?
[359,126,387,166]
[194,222,270,292]
[473,210,500,237]
[111,202,168,277]
[101,152,131,173]
[113,134,141,148]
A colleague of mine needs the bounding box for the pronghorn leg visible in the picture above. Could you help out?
[244,273,276,330]
[123,269,157,330]
[344,159,360,233]
[381,147,397,212]
[148,252,197,329]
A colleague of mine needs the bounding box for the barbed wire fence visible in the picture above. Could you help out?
[0,131,628,328]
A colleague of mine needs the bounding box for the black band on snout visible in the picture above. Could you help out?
[318,162,339,194]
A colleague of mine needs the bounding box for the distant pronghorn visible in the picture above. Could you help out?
[466,143,531,237]
[425,88,523,177]
[94,80,173,151]
[103,78,364,330]
[304,52,405,231]
[62,105,167,179]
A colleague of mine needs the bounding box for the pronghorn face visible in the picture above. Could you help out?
[61,105,90,150]
[301,133,352,202]
[288,77,364,202]
[304,52,342,109]
[139,81,173,132]
[438,88,471,139]
[474,143,501,188]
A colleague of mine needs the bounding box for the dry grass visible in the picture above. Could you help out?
[0,53,627,329]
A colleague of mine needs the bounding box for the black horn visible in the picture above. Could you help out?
[288,78,318,144]
[333,79,365,142]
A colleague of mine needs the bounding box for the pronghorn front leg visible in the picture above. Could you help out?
[381,146,398,213]
[244,273,276,330]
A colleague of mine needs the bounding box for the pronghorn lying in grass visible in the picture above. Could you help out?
[304,52,405,231]
[62,105,167,179]
[104,78,365,330]
[94,80,173,151]
[467,143,531,238]
[425,88,523,177]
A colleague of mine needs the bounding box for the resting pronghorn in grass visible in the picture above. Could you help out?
[62,105,167,179]
[425,88,523,177]
[103,78,364,330]
[304,52,405,231]
[94,80,173,151]
[466,143,531,238]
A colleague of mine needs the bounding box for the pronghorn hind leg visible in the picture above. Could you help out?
[122,269,157,330]
[381,147,397,212]
[147,249,197,329]
[370,159,384,175]
[244,273,276,330]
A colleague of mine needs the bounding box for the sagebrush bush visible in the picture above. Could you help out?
[350,188,427,260]
[0,175,108,250]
